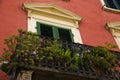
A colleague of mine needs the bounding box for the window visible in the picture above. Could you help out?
[100,0,120,13]
[106,22,120,48]
[104,0,120,10]
[23,3,83,43]
[37,22,73,42]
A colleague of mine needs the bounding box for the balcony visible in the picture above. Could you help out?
[2,30,120,80]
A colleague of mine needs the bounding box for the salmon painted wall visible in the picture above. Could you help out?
[0,0,120,53]
[0,0,120,79]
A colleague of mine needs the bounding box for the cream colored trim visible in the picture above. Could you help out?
[23,3,83,44]
[100,0,120,14]
[106,22,120,29]
[32,14,77,28]
[106,22,120,48]
[100,0,105,6]
[23,3,82,21]
[28,17,83,44]
[114,36,120,48]
[103,6,120,14]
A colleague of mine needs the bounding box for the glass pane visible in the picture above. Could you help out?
[40,24,53,38]
[105,0,117,9]
[58,28,72,42]
[116,0,120,9]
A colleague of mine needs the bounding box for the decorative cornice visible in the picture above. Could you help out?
[106,22,120,30]
[22,3,82,21]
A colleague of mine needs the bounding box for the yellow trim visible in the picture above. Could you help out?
[106,22,120,29]
[106,22,120,48]
[23,3,82,21]
[23,2,83,44]
[103,6,120,14]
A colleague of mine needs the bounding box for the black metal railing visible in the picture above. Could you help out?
[10,31,120,80]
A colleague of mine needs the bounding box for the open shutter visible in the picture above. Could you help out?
[36,22,74,42]
[69,30,74,42]
[36,22,41,35]
[52,27,59,39]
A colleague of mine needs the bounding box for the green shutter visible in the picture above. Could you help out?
[36,22,41,35]
[36,22,74,42]
[52,27,59,39]
[69,30,74,42]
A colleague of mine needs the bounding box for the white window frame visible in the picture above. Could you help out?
[106,22,120,48]
[23,3,83,44]
[100,0,120,13]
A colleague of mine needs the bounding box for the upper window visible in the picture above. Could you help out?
[104,0,120,10]
[22,3,83,43]
[100,0,120,13]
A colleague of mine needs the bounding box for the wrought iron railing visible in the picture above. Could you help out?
[10,31,120,80]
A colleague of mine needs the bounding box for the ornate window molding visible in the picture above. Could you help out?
[106,22,120,48]
[22,3,83,43]
[100,0,120,14]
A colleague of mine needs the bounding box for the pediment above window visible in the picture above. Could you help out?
[106,22,120,30]
[22,3,83,44]
[23,3,82,22]
[106,22,120,48]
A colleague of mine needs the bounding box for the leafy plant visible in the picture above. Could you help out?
[0,29,118,77]
[0,29,79,74]
[82,46,118,75]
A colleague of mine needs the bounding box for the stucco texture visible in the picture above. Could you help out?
[0,0,120,79]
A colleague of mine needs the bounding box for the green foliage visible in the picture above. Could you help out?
[0,29,40,75]
[69,53,79,70]
[105,41,117,49]
[1,63,13,75]
[0,29,118,76]
[83,46,118,75]
[0,29,79,75]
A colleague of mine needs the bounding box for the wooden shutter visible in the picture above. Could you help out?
[36,22,41,35]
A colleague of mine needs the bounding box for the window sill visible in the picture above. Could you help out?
[103,6,120,14]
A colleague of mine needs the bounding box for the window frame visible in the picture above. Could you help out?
[36,22,74,42]
[106,22,120,48]
[23,3,83,44]
[100,0,120,13]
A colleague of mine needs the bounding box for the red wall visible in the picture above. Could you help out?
[0,0,120,52]
[0,0,120,53]
[0,0,120,79]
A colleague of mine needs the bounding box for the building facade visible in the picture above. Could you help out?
[0,0,120,80]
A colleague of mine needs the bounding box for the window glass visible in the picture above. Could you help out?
[40,24,53,38]
[58,28,72,41]
[104,0,120,10]
[36,22,73,42]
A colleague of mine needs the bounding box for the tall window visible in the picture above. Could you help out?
[103,0,120,10]
[36,22,74,42]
